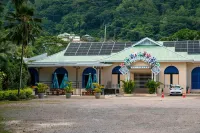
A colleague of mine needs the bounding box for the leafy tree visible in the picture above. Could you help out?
[0,40,15,69]
[4,0,200,41]
[0,1,4,28]
[3,57,30,90]
[160,29,200,41]
[33,36,68,56]
[5,0,41,95]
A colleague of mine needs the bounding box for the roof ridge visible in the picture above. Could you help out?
[133,37,162,47]
[33,49,66,63]
[99,44,194,62]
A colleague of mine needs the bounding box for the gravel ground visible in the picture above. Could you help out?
[1,96,200,133]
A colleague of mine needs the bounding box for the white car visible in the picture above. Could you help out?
[169,85,183,96]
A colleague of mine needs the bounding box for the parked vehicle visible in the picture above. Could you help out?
[169,85,183,96]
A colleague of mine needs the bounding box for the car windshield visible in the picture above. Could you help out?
[172,85,180,88]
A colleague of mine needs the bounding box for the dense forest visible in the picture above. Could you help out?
[0,0,200,90]
[2,0,200,41]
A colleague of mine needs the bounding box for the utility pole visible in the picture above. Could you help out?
[104,25,107,42]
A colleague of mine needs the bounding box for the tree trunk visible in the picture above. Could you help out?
[19,44,24,96]
[19,20,28,96]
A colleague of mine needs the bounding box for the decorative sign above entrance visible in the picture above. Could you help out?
[131,66,150,69]
[119,51,161,77]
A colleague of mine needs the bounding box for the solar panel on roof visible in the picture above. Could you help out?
[99,43,114,55]
[163,40,200,55]
[175,41,187,49]
[125,43,132,47]
[75,43,91,55]
[163,42,175,47]
[64,42,133,56]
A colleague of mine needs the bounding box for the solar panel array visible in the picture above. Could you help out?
[163,41,200,54]
[64,42,133,56]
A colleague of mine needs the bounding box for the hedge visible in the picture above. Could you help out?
[0,88,33,101]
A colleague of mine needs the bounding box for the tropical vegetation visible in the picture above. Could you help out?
[5,0,42,96]
[64,82,73,93]
[37,83,49,93]
[2,0,200,41]
[121,80,135,94]
[0,88,33,101]
[145,80,161,94]
[93,83,104,93]
[0,0,200,97]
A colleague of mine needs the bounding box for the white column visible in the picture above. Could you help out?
[154,74,156,82]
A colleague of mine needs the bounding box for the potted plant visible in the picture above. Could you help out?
[145,80,161,94]
[37,83,49,99]
[121,80,135,95]
[64,82,73,99]
[93,83,104,99]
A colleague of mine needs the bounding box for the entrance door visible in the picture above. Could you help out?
[134,73,151,93]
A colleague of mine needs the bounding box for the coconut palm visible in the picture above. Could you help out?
[5,1,41,96]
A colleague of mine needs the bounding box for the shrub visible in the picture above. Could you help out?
[37,83,49,93]
[0,88,33,101]
[19,90,26,99]
[121,80,135,94]
[0,91,4,100]
[0,71,6,90]
[93,83,104,93]
[64,82,74,93]
[24,88,33,98]
[8,90,19,101]
[145,80,161,94]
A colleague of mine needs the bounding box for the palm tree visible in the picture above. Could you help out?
[6,1,41,96]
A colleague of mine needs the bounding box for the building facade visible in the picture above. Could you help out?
[27,38,200,94]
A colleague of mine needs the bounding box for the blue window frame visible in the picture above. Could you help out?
[53,67,68,86]
[164,66,179,85]
[112,66,121,74]
[164,66,179,74]
[82,67,96,88]
[192,67,200,89]
[112,66,121,86]
[28,68,39,85]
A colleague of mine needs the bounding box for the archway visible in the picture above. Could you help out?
[119,51,161,93]
[82,67,96,88]
[192,67,200,89]
[164,66,179,85]
[120,51,160,80]
[53,67,68,87]
[28,68,39,86]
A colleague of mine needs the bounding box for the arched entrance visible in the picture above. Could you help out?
[82,67,96,88]
[120,51,160,80]
[53,67,68,87]
[192,67,200,89]
[28,68,39,86]
[164,66,179,85]
[119,51,161,93]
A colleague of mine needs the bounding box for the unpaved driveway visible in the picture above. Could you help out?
[1,96,200,133]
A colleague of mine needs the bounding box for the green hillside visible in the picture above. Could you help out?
[2,0,200,41]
